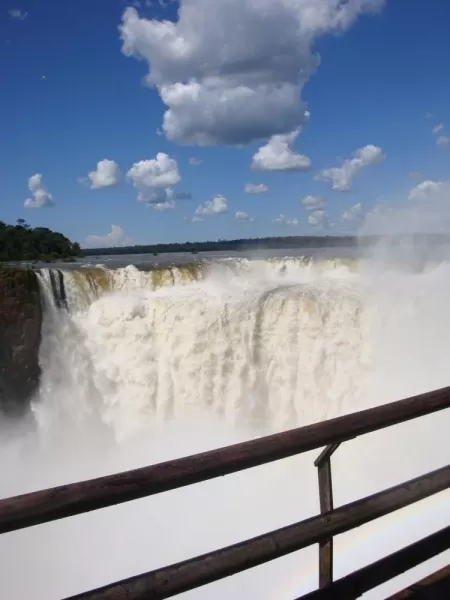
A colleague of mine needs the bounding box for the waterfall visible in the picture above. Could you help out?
[0,256,448,599]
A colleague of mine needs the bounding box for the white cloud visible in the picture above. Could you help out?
[308,209,329,229]
[120,1,384,146]
[251,130,311,171]
[152,199,176,211]
[24,174,54,208]
[191,216,203,222]
[127,153,181,207]
[424,112,435,119]
[437,136,450,147]
[432,123,444,134]
[137,186,173,206]
[408,180,450,202]
[127,153,180,188]
[316,144,385,192]
[342,202,364,222]
[188,157,202,166]
[236,211,254,222]
[302,194,324,211]
[273,214,299,226]
[87,159,121,189]
[195,195,228,215]
[85,225,134,248]
[245,183,269,194]
[9,8,27,20]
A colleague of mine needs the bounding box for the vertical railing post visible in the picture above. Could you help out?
[314,442,341,588]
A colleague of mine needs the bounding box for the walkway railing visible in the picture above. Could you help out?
[0,387,449,599]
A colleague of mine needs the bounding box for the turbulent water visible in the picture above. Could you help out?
[0,254,449,599]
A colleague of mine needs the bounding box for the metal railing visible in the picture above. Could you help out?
[1,386,449,599]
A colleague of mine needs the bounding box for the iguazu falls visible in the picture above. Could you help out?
[0,250,449,598]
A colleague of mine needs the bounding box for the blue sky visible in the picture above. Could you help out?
[1,0,449,247]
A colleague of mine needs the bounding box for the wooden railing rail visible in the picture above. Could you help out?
[0,386,449,599]
[1,386,449,536]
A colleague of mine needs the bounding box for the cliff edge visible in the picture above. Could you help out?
[0,267,42,414]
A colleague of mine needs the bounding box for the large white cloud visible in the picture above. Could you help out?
[316,144,385,191]
[24,174,54,208]
[85,225,134,248]
[251,129,311,171]
[87,159,121,189]
[120,1,384,146]
[195,195,228,215]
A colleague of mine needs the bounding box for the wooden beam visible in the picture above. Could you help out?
[314,443,341,468]
[64,466,450,600]
[0,386,449,534]
[317,458,334,588]
[384,564,450,599]
[298,525,450,599]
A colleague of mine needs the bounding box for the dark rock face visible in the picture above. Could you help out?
[0,267,42,414]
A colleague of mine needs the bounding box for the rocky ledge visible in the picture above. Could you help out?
[0,267,42,414]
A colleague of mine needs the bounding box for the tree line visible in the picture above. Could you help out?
[82,235,359,256]
[0,220,81,262]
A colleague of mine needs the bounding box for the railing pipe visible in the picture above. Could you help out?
[65,465,450,600]
[1,386,449,535]
[298,525,450,599]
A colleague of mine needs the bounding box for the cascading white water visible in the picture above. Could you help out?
[0,256,449,599]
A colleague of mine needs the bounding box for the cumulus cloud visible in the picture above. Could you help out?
[251,130,311,171]
[245,183,269,194]
[127,153,180,188]
[236,210,254,222]
[342,202,364,222]
[120,1,384,146]
[191,216,203,222]
[408,180,450,202]
[195,195,228,215]
[316,144,385,192]
[437,136,450,147]
[301,194,324,211]
[432,123,444,134]
[127,152,183,208]
[188,157,202,166]
[24,174,54,208]
[87,159,121,189]
[85,225,134,248]
[9,8,27,20]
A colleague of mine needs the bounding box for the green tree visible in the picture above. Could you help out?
[0,221,81,262]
